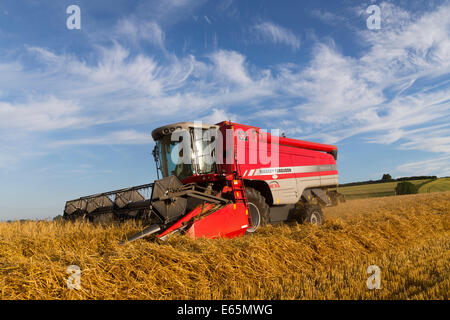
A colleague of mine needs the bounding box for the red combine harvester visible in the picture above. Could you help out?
[62,121,342,242]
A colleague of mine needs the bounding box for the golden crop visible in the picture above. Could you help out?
[0,192,448,300]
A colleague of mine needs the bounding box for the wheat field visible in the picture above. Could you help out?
[0,192,448,300]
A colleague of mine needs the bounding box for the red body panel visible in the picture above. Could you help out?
[215,121,337,182]
[157,203,249,240]
[186,203,248,239]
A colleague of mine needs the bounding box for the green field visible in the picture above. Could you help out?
[337,178,450,199]
[418,177,450,193]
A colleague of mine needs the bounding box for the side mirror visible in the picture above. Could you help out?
[152,145,159,162]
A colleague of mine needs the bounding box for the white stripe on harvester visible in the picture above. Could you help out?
[248,169,255,176]
[243,170,248,177]
[255,165,337,176]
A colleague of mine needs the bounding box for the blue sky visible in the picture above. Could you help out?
[0,0,449,220]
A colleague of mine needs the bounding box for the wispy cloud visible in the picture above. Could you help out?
[202,108,239,124]
[115,18,166,50]
[49,130,152,147]
[1,1,449,178]
[252,21,300,50]
[0,96,87,132]
[311,9,347,26]
[136,0,208,27]
[396,155,450,176]
[281,3,450,156]
[209,50,252,85]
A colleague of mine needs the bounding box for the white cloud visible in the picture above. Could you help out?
[202,108,239,124]
[253,22,300,50]
[286,43,384,123]
[116,19,165,50]
[136,0,208,28]
[281,2,450,161]
[25,44,204,118]
[397,125,450,154]
[358,2,450,81]
[396,155,450,176]
[49,130,152,148]
[0,96,87,132]
[311,9,347,26]
[0,149,47,170]
[1,2,449,177]
[209,50,252,86]
[0,43,277,161]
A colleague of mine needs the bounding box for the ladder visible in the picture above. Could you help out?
[230,133,249,211]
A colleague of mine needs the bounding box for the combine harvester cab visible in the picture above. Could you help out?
[62,121,341,242]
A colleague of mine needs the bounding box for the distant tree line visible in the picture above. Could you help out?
[340,175,438,187]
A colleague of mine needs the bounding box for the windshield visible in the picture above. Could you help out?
[155,128,216,180]
[192,128,216,175]
[156,135,193,180]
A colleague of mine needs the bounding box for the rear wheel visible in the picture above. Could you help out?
[245,187,270,233]
[299,204,324,226]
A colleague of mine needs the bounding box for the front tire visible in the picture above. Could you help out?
[245,187,270,233]
[299,204,324,225]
